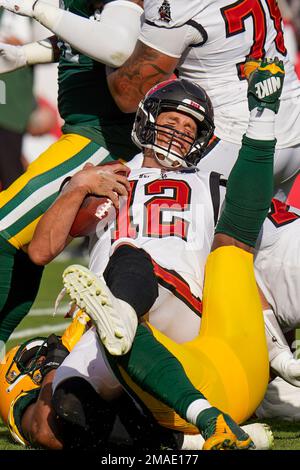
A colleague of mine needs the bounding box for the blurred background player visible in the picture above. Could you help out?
[0,12,35,189]
[0,7,60,189]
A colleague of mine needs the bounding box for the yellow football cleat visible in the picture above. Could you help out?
[61,308,90,352]
[199,408,255,450]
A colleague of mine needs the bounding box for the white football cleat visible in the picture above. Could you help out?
[62,264,138,355]
[181,422,274,450]
[242,423,274,450]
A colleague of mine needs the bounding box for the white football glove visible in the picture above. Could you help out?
[0,42,27,73]
[0,0,37,17]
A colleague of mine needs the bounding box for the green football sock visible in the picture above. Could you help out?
[215,135,275,247]
[117,324,207,420]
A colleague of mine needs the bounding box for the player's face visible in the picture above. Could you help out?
[155,111,197,163]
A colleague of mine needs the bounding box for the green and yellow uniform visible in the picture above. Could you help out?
[0,0,137,343]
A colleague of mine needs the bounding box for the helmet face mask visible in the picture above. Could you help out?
[6,338,47,387]
[132,79,215,168]
[154,121,196,168]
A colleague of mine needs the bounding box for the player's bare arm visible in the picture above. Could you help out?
[28,163,130,265]
[107,41,178,113]
[21,370,63,450]
[211,233,254,253]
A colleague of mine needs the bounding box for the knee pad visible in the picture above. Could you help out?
[104,245,158,316]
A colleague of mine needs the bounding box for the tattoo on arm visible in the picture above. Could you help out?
[127,50,170,96]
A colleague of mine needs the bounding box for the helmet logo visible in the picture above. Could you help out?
[33,370,43,385]
[158,0,171,23]
[189,101,200,110]
[7,370,17,383]
[182,99,205,113]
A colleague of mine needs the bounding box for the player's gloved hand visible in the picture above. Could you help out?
[271,351,300,388]
[245,57,285,113]
[0,42,27,73]
[244,57,262,80]
[40,334,69,378]
[0,0,38,17]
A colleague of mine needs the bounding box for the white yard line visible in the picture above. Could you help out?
[28,308,67,317]
[11,322,70,340]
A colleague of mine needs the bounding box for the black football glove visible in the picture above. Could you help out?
[41,334,69,378]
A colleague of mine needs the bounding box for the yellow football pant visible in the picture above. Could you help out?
[120,246,269,433]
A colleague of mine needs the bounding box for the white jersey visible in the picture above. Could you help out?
[89,156,225,307]
[254,198,300,332]
[140,0,300,146]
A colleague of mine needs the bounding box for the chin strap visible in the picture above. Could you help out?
[153,150,183,169]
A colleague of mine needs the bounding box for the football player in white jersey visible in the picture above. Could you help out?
[31,78,220,346]
[2,0,299,195]
[253,201,300,421]
[27,60,283,450]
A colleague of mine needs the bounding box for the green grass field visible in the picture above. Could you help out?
[1,258,300,450]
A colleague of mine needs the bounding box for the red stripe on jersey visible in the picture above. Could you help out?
[286,174,300,210]
[202,135,220,158]
[151,259,202,316]
[268,198,300,227]
[208,134,218,146]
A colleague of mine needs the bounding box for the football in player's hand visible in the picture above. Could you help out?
[69,163,130,238]
[70,195,113,238]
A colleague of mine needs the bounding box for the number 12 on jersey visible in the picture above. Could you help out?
[112,179,197,242]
